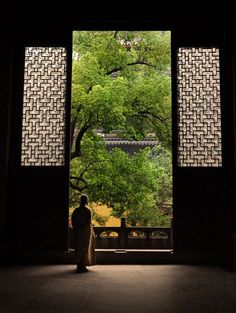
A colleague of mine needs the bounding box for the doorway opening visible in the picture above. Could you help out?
[69,30,172,251]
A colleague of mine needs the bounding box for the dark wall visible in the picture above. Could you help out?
[1,3,236,264]
[171,28,235,266]
[0,24,13,250]
[4,25,72,252]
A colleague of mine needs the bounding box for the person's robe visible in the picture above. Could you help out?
[72,206,96,266]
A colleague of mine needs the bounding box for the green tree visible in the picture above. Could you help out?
[70,31,172,225]
[88,148,160,226]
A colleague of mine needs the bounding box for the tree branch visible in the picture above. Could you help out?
[70,166,90,191]
[71,123,91,159]
[106,61,156,76]
[70,117,77,151]
[70,180,88,192]
[71,164,90,181]
[138,110,167,125]
[105,31,119,51]
[70,104,82,150]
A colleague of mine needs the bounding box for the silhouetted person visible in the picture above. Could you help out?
[71,194,95,273]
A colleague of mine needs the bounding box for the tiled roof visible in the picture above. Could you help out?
[105,139,158,146]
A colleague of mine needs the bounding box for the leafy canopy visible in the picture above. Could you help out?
[70,31,172,226]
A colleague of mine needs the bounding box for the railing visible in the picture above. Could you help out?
[69,218,173,250]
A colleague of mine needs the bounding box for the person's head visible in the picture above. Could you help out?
[80,194,88,206]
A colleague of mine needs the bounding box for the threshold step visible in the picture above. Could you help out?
[95,249,175,264]
[96,249,173,253]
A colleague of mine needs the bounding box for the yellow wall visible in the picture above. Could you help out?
[69,203,120,226]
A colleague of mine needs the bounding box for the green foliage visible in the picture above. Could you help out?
[71,143,172,226]
[149,145,173,205]
[71,31,171,141]
[70,31,172,226]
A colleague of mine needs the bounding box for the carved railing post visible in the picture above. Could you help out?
[120,217,126,249]
[170,217,174,249]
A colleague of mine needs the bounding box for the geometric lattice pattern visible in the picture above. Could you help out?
[21,47,67,166]
[177,47,222,167]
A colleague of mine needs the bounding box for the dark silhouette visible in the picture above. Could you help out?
[71,194,96,273]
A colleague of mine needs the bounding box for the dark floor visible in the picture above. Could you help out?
[0,265,236,313]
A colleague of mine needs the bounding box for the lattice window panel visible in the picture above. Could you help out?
[177,47,222,167]
[21,47,67,166]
